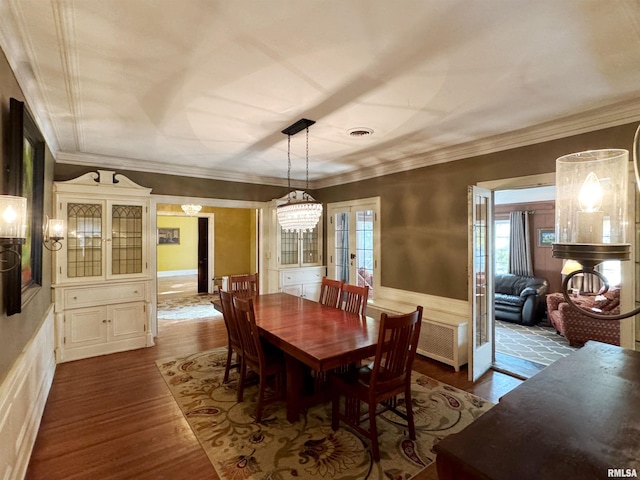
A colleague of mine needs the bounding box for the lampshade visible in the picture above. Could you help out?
[553,149,630,266]
[181,204,202,216]
[561,259,583,276]
[0,195,27,239]
[48,218,65,240]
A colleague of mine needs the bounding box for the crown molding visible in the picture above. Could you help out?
[312,99,640,189]
[55,151,310,189]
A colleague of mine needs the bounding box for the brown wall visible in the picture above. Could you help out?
[495,201,563,292]
[0,48,55,382]
[316,123,638,300]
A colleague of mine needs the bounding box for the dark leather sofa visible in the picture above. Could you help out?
[494,274,549,325]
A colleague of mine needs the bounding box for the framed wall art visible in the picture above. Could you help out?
[538,228,555,247]
[158,227,180,245]
[5,98,45,315]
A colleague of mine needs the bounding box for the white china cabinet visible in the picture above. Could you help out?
[52,170,154,362]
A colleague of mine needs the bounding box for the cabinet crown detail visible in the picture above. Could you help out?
[54,170,152,196]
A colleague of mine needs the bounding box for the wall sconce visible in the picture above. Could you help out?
[43,215,65,251]
[552,130,640,320]
[0,195,27,273]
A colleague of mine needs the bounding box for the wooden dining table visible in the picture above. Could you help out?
[213,292,381,422]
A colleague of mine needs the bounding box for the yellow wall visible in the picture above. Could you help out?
[157,216,198,272]
[157,206,256,277]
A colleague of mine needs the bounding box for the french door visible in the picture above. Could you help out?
[327,198,380,298]
[469,186,494,381]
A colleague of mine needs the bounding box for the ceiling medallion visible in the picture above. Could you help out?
[276,119,322,233]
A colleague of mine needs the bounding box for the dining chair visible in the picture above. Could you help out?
[232,295,286,423]
[331,306,423,462]
[229,273,259,298]
[319,277,343,308]
[341,283,370,316]
[218,289,242,384]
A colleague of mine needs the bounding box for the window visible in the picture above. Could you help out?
[494,219,510,275]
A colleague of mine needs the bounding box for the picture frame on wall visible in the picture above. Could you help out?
[158,227,180,244]
[5,98,45,316]
[538,228,555,247]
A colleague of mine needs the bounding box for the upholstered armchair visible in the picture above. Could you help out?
[546,287,621,347]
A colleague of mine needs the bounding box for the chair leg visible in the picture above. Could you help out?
[368,402,380,462]
[237,359,247,403]
[255,375,267,423]
[331,390,340,431]
[223,345,233,384]
[405,386,416,440]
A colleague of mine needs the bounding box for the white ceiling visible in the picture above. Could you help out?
[2,0,640,188]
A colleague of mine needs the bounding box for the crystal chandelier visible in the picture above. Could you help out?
[277,119,322,233]
[181,204,202,216]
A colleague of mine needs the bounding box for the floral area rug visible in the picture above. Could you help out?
[157,294,220,321]
[157,348,493,480]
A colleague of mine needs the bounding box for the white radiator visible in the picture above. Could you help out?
[417,318,468,372]
[368,303,468,372]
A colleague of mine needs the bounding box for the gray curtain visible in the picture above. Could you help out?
[508,211,533,276]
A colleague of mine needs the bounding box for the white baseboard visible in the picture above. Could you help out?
[0,306,56,480]
[157,269,197,277]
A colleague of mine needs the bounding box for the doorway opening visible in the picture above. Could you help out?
[155,203,259,328]
[492,185,578,378]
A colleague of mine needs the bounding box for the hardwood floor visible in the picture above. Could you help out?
[26,314,522,480]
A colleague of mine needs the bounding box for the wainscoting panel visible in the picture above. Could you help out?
[0,306,56,480]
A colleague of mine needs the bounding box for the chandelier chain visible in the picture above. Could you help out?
[306,127,309,191]
[287,134,292,191]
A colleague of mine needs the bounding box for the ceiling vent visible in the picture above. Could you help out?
[348,127,374,137]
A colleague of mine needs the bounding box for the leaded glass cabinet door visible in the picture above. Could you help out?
[300,225,321,266]
[67,202,103,278]
[110,203,144,276]
[279,228,299,266]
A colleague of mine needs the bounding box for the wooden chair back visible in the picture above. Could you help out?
[319,277,343,308]
[232,296,264,370]
[371,306,423,393]
[342,283,369,316]
[229,273,259,298]
[219,289,242,353]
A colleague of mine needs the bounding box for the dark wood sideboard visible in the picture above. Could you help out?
[434,341,640,480]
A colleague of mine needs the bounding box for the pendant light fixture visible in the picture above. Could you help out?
[276,118,322,233]
[181,204,202,216]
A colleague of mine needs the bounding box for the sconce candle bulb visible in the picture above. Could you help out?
[0,195,27,239]
[43,215,65,251]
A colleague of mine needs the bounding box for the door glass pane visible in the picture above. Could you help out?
[356,209,374,298]
[280,228,298,265]
[474,195,489,346]
[112,204,143,274]
[334,212,349,283]
[67,203,102,278]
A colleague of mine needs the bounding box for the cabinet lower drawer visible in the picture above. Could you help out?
[280,267,323,286]
[64,282,146,308]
